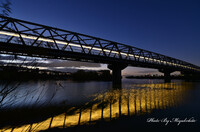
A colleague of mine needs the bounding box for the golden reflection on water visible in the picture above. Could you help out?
[2,82,192,132]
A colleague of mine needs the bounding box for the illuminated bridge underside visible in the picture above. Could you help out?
[0,15,200,74]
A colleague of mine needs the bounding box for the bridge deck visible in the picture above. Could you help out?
[0,15,199,73]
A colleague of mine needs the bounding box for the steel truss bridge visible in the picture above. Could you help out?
[0,15,199,84]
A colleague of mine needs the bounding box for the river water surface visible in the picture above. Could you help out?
[0,79,200,131]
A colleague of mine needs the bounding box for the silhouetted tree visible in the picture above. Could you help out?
[0,0,12,16]
[0,81,21,108]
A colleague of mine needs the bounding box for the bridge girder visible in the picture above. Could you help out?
[0,15,199,75]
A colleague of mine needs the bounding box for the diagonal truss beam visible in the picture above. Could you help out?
[0,15,199,72]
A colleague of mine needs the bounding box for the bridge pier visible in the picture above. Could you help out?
[159,69,174,83]
[108,63,127,87]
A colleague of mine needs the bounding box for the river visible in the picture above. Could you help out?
[0,79,200,131]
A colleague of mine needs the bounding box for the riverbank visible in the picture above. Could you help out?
[0,66,112,81]
[126,75,200,81]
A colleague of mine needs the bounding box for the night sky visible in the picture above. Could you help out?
[6,0,200,75]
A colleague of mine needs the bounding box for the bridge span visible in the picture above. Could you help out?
[0,15,199,84]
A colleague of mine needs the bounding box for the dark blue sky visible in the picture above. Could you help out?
[9,0,200,74]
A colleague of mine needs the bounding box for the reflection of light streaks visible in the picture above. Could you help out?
[1,82,191,132]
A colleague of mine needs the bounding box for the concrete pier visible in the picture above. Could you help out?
[159,69,174,83]
[108,63,127,86]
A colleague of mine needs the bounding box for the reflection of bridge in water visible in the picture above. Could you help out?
[1,82,192,132]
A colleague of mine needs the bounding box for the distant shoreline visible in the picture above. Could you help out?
[0,66,112,81]
[125,75,200,81]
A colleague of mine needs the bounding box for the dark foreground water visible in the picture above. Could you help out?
[0,79,200,131]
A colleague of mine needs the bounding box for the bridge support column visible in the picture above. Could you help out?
[108,63,127,87]
[159,69,174,83]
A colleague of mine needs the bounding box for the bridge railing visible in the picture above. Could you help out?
[0,15,199,72]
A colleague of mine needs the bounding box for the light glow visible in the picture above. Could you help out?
[0,31,199,71]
